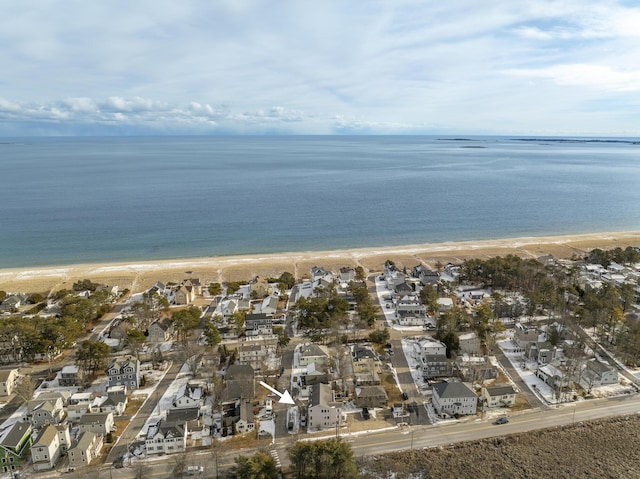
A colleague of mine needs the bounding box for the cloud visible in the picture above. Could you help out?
[1,1,640,136]
[506,64,640,92]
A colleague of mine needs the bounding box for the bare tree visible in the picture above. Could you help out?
[131,461,151,479]
[172,451,189,479]
[179,342,205,377]
[14,376,36,403]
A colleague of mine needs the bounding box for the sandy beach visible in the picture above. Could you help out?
[1,231,640,294]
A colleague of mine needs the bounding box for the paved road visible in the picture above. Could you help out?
[493,347,547,409]
[39,390,640,479]
[106,360,182,465]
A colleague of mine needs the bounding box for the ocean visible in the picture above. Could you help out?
[1,136,639,268]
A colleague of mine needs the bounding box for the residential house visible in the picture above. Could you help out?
[27,396,64,427]
[148,317,174,344]
[145,420,187,455]
[0,368,19,396]
[30,425,61,471]
[419,339,447,357]
[66,404,89,423]
[299,344,330,367]
[55,424,71,454]
[300,362,328,387]
[339,267,356,282]
[436,297,454,312]
[307,383,341,431]
[394,282,413,296]
[222,365,255,404]
[431,382,478,417]
[68,432,103,468]
[106,356,140,390]
[236,401,255,434]
[528,342,556,364]
[259,295,279,316]
[579,360,619,390]
[482,385,517,408]
[97,386,128,416]
[78,412,115,436]
[166,408,201,434]
[174,284,195,305]
[422,355,452,380]
[412,266,440,286]
[354,386,388,409]
[536,364,570,388]
[0,295,21,313]
[59,365,83,387]
[183,278,202,295]
[220,299,238,318]
[245,313,273,337]
[514,323,542,351]
[0,421,32,473]
[172,383,204,409]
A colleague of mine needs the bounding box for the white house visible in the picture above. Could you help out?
[431,382,477,417]
[77,412,115,436]
[0,368,19,396]
[579,360,619,390]
[145,421,187,455]
[419,339,447,357]
[481,385,517,408]
[307,383,341,431]
[172,383,204,409]
[30,425,61,471]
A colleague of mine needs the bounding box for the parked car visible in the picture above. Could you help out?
[402,392,409,401]
[362,407,370,420]
[188,466,204,475]
[493,417,509,425]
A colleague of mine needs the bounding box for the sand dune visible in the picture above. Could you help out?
[1,231,639,294]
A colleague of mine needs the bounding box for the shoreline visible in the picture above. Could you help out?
[1,231,640,294]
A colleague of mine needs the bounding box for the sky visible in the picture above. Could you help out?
[1,0,640,137]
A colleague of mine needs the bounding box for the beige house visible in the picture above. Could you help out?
[481,385,517,408]
[30,425,61,471]
[68,432,103,468]
[0,369,19,396]
[148,317,174,344]
[354,386,388,408]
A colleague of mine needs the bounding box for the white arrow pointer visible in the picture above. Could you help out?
[259,381,295,404]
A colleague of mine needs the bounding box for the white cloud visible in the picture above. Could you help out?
[1,1,640,136]
[506,64,640,92]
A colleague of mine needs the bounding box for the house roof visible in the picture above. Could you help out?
[300,344,328,358]
[73,431,96,451]
[33,424,58,447]
[485,385,516,397]
[310,383,332,407]
[226,364,254,381]
[107,356,140,372]
[432,382,477,399]
[0,421,32,448]
[355,386,387,399]
[146,420,186,440]
[239,401,253,422]
[150,316,173,331]
[586,360,616,374]
[166,408,200,423]
[0,368,17,382]
[78,412,112,425]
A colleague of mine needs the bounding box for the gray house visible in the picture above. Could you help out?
[106,356,140,390]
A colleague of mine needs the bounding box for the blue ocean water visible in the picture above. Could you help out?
[1,136,639,268]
